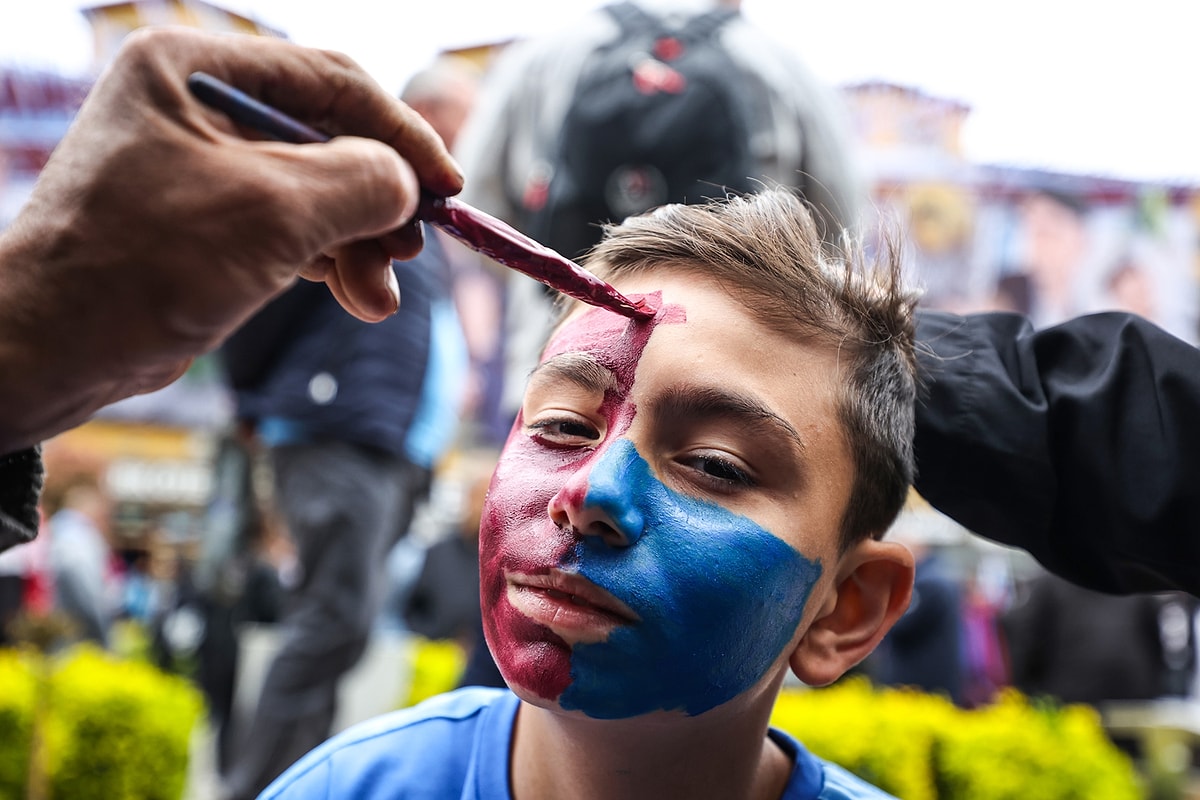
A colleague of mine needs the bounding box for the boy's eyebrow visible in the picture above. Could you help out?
[527,352,618,394]
[649,385,807,453]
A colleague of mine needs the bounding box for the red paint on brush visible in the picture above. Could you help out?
[419,195,657,321]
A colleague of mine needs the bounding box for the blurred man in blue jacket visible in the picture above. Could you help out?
[218,237,467,798]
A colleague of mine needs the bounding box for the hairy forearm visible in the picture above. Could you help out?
[0,222,155,453]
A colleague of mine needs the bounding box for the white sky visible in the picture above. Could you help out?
[2,0,1199,184]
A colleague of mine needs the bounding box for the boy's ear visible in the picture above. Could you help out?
[789,539,914,688]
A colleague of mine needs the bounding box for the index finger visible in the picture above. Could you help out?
[132,27,465,197]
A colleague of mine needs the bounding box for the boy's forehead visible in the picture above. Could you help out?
[542,305,634,362]
[538,280,843,416]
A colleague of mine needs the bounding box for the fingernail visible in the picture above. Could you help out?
[386,265,400,315]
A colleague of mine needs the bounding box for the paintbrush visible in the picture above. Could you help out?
[186,71,656,321]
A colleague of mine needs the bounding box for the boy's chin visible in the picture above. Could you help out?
[508,677,747,724]
[510,685,693,724]
[505,680,584,717]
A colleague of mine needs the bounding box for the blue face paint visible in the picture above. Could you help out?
[558,438,822,719]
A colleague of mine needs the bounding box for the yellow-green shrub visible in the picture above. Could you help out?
[0,645,205,800]
[401,638,467,708]
[772,679,953,800]
[771,679,1141,800]
[935,690,1142,800]
[45,646,204,800]
[0,650,36,797]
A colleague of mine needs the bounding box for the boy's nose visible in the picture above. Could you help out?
[547,439,645,548]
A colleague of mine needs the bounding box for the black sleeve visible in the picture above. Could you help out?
[914,309,1200,596]
[0,447,43,551]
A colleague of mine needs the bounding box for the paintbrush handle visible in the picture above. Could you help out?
[187,72,329,144]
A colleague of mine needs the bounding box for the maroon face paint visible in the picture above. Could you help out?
[418,195,657,321]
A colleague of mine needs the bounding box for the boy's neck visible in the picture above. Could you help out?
[509,695,793,800]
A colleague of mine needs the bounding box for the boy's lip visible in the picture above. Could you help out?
[505,569,640,638]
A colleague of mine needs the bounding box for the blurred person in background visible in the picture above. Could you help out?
[992,189,1096,327]
[402,450,497,656]
[120,549,161,627]
[1157,591,1199,698]
[957,559,1012,708]
[0,538,27,646]
[1105,256,1158,321]
[376,56,493,636]
[0,519,54,647]
[1002,569,1195,708]
[45,470,118,648]
[189,440,286,778]
[215,59,472,800]
[999,568,1199,760]
[399,56,479,154]
[453,0,864,433]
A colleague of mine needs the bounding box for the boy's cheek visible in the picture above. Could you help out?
[478,462,575,566]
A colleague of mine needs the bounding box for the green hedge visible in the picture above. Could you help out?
[400,638,467,709]
[0,650,37,797]
[771,678,1143,800]
[0,646,204,800]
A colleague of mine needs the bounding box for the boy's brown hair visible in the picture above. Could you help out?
[570,188,918,550]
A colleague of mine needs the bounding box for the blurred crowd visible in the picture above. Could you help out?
[864,510,1200,718]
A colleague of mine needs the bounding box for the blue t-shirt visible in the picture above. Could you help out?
[259,688,896,799]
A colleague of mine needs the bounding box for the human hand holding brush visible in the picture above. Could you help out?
[0,27,462,453]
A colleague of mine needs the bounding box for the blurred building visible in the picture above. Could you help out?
[0,69,91,225]
[846,81,972,183]
[843,81,1200,342]
[0,0,283,223]
[82,0,284,70]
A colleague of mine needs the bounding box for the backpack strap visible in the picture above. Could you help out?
[604,2,739,48]
[676,7,739,45]
[604,1,664,38]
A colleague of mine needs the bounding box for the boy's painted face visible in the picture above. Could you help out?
[479,273,855,720]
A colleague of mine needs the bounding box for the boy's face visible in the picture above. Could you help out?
[479,270,855,720]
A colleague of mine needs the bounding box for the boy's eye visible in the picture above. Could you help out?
[680,452,754,490]
[526,416,601,448]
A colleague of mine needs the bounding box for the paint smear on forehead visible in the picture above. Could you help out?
[542,291,685,392]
